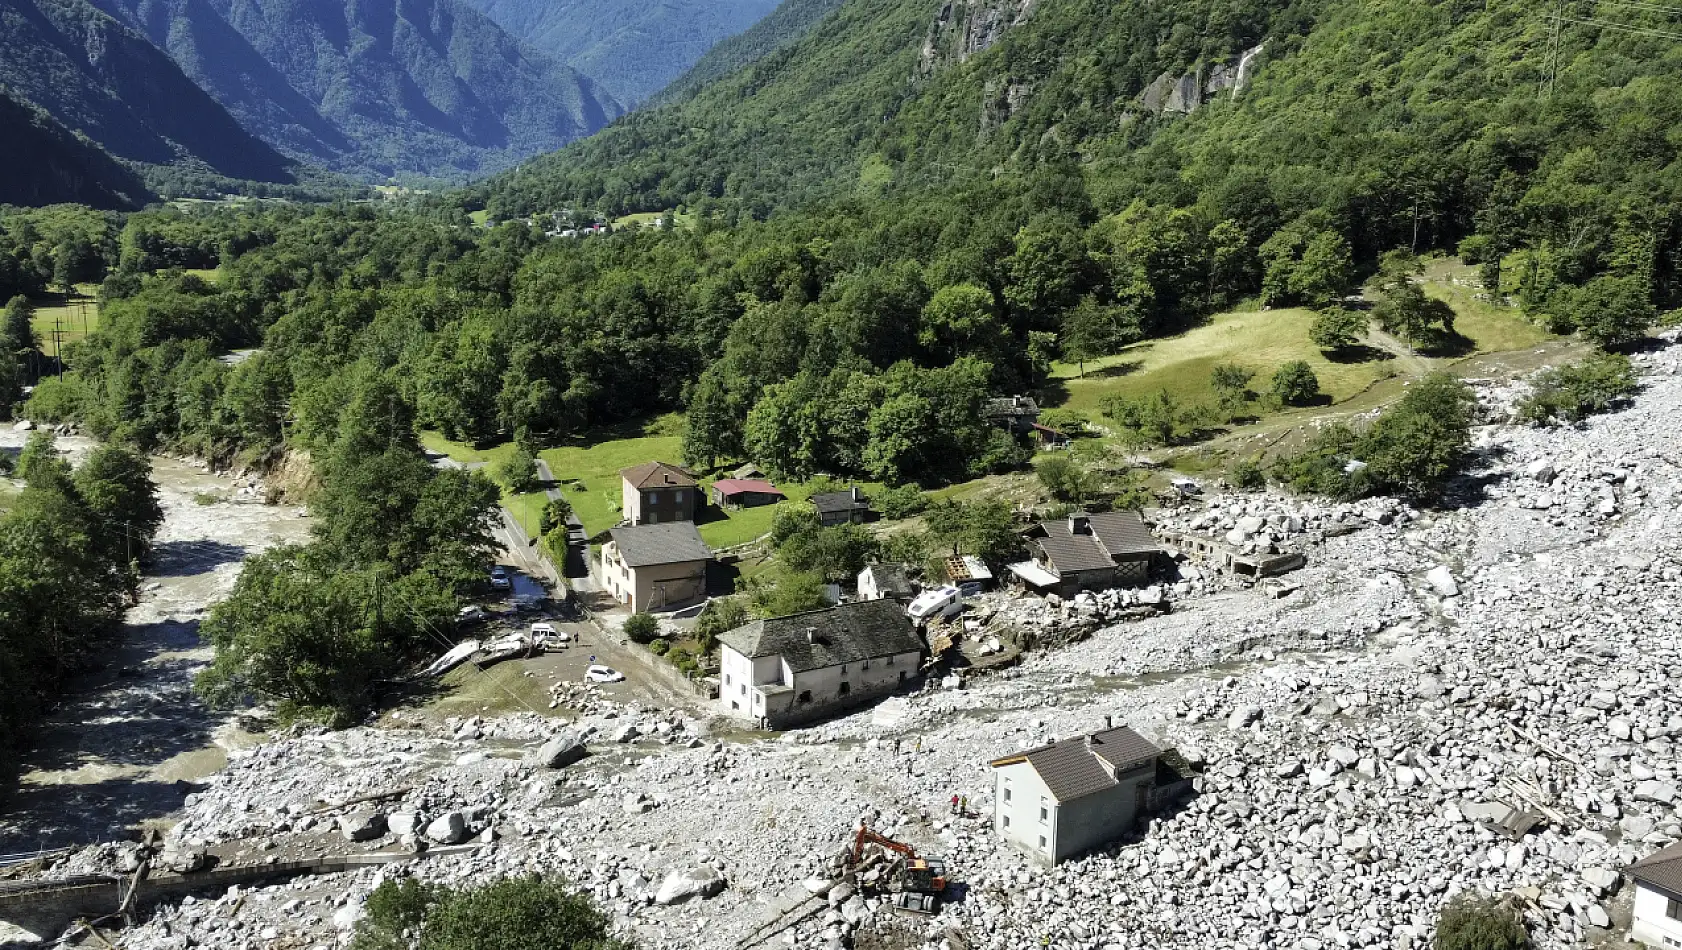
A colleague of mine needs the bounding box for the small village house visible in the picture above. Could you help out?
[731,463,764,480]
[709,478,785,509]
[620,461,698,525]
[858,563,915,603]
[984,395,1040,435]
[1012,510,1162,596]
[717,599,925,727]
[810,486,871,526]
[600,522,712,612]
[1032,423,1071,449]
[1629,842,1682,948]
[988,722,1163,865]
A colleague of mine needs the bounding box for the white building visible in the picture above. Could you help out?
[1630,842,1682,948]
[858,563,914,602]
[717,599,925,728]
[987,723,1164,866]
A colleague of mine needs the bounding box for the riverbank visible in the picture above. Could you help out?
[0,433,310,856]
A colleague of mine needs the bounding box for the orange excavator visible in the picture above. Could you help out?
[849,825,949,914]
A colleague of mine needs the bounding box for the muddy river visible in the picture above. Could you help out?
[0,433,311,856]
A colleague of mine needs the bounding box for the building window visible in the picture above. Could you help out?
[1003,786,1012,803]
[840,664,847,673]
[1669,898,1682,922]
[1038,835,1047,850]
[754,694,761,708]
[1039,798,1048,823]
[739,684,746,696]
[887,655,895,666]
[839,681,851,695]
[1002,815,1010,827]
[898,671,906,682]
[731,701,739,711]
[724,674,731,686]
[644,492,655,506]
[862,659,871,670]
[798,690,811,704]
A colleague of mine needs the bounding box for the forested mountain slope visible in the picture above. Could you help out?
[651,0,847,105]
[0,0,293,184]
[0,91,153,209]
[485,0,1682,309]
[462,0,779,106]
[88,0,623,181]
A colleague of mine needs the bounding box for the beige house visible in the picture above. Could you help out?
[620,461,698,525]
[600,522,712,613]
[988,723,1163,866]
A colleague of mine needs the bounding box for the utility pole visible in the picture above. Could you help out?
[51,312,63,380]
[1545,0,1566,99]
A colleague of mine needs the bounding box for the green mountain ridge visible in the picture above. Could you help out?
[87,0,624,181]
[0,89,153,209]
[462,0,780,106]
[0,0,295,185]
[651,0,847,105]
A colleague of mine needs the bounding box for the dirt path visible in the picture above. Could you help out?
[0,438,310,854]
[1363,322,1433,377]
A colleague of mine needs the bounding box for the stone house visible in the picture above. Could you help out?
[717,599,925,728]
[599,522,712,613]
[984,395,1040,435]
[620,461,698,525]
[1017,510,1162,596]
[1630,842,1682,948]
[858,563,915,603]
[810,486,871,526]
[988,723,1163,866]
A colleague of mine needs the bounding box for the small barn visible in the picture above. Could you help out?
[710,478,785,509]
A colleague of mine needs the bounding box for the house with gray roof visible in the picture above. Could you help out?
[600,522,712,613]
[988,722,1164,865]
[717,599,926,727]
[1629,841,1682,948]
[1014,510,1162,596]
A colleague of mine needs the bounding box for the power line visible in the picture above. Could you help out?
[1595,0,1682,17]
[1554,12,1682,40]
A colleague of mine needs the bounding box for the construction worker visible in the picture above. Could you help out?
[950,794,959,814]
[959,795,968,816]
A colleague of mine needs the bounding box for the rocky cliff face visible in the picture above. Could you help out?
[1139,40,1268,115]
[919,0,1036,74]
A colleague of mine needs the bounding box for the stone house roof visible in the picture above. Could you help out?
[810,487,870,515]
[1025,510,1160,574]
[1632,841,1682,895]
[607,522,712,568]
[862,563,914,596]
[718,599,924,674]
[621,461,697,490]
[988,725,1161,803]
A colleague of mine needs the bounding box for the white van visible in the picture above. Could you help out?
[531,622,570,649]
[907,585,964,623]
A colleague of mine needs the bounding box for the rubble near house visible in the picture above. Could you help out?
[37,333,1682,950]
[1151,491,1417,582]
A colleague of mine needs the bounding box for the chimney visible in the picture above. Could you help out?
[806,627,818,644]
[851,486,861,502]
[1104,715,1114,730]
[1069,512,1090,535]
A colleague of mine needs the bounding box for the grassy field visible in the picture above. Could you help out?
[424,417,884,550]
[27,291,101,359]
[469,210,491,227]
[1047,268,1554,424]
[1049,307,1396,415]
[611,210,695,230]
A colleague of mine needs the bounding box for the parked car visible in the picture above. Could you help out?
[489,566,511,591]
[531,622,570,649]
[584,665,625,684]
[457,606,489,626]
